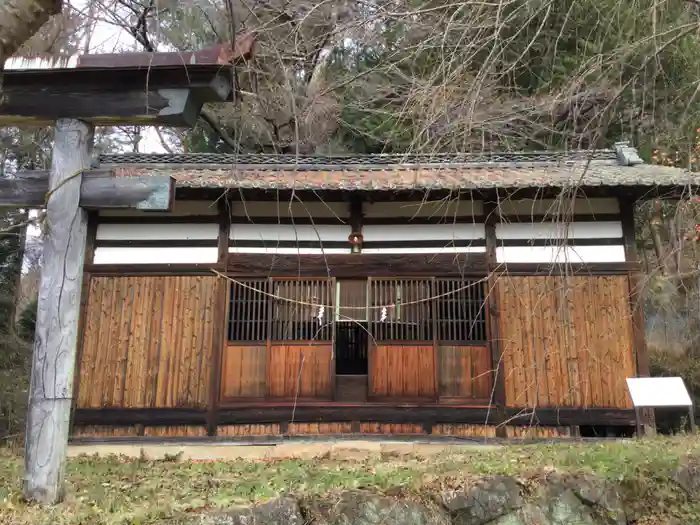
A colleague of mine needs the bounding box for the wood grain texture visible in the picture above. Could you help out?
[358,423,425,434]
[77,275,220,409]
[506,426,573,438]
[287,423,353,435]
[143,426,208,437]
[369,345,436,399]
[24,119,93,504]
[267,344,333,398]
[438,345,492,400]
[2,170,173,211]
[75,405,636,427]
[217,424,281,437]
[220,345,267,400]
[228,253,487,277]
[431,424,498,437]
[0,67,232,126]
[498,275,635,409]
[71,425,139,438]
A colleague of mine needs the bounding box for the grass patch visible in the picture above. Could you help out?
[1,436,700,524]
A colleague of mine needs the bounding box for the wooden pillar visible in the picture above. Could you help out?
[619,196,655,434]
[23,119,94,503]
[483,199,507,437]
[207,196,231,435]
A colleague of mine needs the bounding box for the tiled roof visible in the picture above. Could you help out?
[98,146,700,191]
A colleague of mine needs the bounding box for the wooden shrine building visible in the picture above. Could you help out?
[65,145,697,440]
[7,41,691,504]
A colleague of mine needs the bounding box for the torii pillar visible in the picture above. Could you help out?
[23,119,93,503]
[7,34,255,504]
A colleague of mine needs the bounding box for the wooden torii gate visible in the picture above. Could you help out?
[0,37,253,504]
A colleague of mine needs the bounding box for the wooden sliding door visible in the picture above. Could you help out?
[220,277,335,402]
[220,278,269,402]
[367,278,436,400]
[221,275,490,405]
[365,277,490,403]
[267,277,335,399]
[434,278,491,403]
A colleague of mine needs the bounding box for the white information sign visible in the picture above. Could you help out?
[626,377,693,408]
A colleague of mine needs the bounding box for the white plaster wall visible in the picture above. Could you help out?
[495,245,626,263]
[96,223,219,240]
[362,223,486,242]
[230,223,351,242]
[496,221,623,240]
[93,247,218,264]
[228,246,350,254]
[362,246,487,254]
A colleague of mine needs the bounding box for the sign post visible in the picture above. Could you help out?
[626,377,695,437]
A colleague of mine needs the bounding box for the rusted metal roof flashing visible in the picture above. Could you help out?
[5,33,254,72]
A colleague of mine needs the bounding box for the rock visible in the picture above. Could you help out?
[441,476,523,525]
[546,488,598,525]
[311,491,449,525]
[195,497,303,525]
[490,504,551,525]
[674,459,700,499]
[556,473,627,524]
[491,489,596,525]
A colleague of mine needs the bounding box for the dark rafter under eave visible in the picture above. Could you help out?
[95,144,700,195]
[0,34,255,127]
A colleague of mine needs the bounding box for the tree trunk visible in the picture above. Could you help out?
[649,199,671,276]
[8,212,27,336]
[22,118,92,504]
[0,0,62,63]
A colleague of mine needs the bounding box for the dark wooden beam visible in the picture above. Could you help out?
[0,169,174,211]
[497,213,621,223]
[74,408,207,426]
[207,276,228,436]
[208,197,231,436]
[96,240,218,248]
[80,172,175,210]
[490,262,641,276]
[483,202,506,437]
[218,196,232,265]
[619,199,649,376]
[619,197,654,432]
[83,263,223,275]
[0,65,234,126]
[96,215,218,224]
[227,253,489,277]
[72,406,638,427]
[349,194,363,234]
[0,89,204,127]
